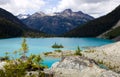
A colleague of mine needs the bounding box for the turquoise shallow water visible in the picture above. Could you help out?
[0,38,114,67]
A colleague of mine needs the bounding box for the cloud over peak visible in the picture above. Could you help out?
[0,0,45,15]
[46,0,120,17]
[0,0,119,18]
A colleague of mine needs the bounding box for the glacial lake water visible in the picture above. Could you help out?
[0,38,114,67]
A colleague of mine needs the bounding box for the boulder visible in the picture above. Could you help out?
[47,56,120,77]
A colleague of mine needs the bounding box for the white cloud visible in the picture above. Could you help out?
[0,0,119,18]
[83,0,110,3]
[46,0,120,18]
[0,0,10,5]
[0,0,45,15]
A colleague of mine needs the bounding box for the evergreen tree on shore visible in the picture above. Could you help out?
[21,38,28,57]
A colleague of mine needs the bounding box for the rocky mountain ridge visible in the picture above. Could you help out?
[0,8,48,38]
[64,5,120,39]
[20,9,94,35]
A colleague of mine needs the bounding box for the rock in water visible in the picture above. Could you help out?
[46,56,120,77]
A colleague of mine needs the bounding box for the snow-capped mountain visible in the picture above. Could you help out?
[17,14,30,19]
[19,9,94,35]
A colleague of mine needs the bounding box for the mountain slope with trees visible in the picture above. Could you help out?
[63,5,120,39]
[0,8,48,38]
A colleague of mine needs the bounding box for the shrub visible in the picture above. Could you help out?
[0,56,9,61]
[75,46,82,56]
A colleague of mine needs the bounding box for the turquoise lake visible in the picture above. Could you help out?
[0,38,114,67]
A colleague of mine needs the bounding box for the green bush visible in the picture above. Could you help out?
[0,70,5,77]
[1,54,47,77]
[3,60,26,77]
[0,56,9,61]
[75,46,82,56]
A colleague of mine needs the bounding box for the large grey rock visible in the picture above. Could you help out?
[47,56,120,77]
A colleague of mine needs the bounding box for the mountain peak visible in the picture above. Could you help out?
[77,11,84,14]
[64,5,120,38]
[61,9,73,16]
[31,11,46,18]
[36,11,45,15]
[63,9,72,13]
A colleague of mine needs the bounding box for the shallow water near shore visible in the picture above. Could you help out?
[0,38,114,67]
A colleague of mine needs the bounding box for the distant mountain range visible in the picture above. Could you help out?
[1,5,120,39]
[64,5,120,40]
[0,8,48,38]
[18,9,94,35]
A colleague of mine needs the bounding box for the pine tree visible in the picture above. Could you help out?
[21,38,28,57]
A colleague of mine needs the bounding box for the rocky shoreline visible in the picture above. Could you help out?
[83,42,120,73]
[45,56,120,77]
[44,41,120,73]
[43,50,75,58]
[43,41,120,77]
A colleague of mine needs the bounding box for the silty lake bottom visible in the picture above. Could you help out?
[0,38,114,67]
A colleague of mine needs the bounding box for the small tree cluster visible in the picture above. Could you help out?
[52,42,64,52]
[52,42,64,49]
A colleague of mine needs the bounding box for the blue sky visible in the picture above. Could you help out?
[0,0,120,18]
